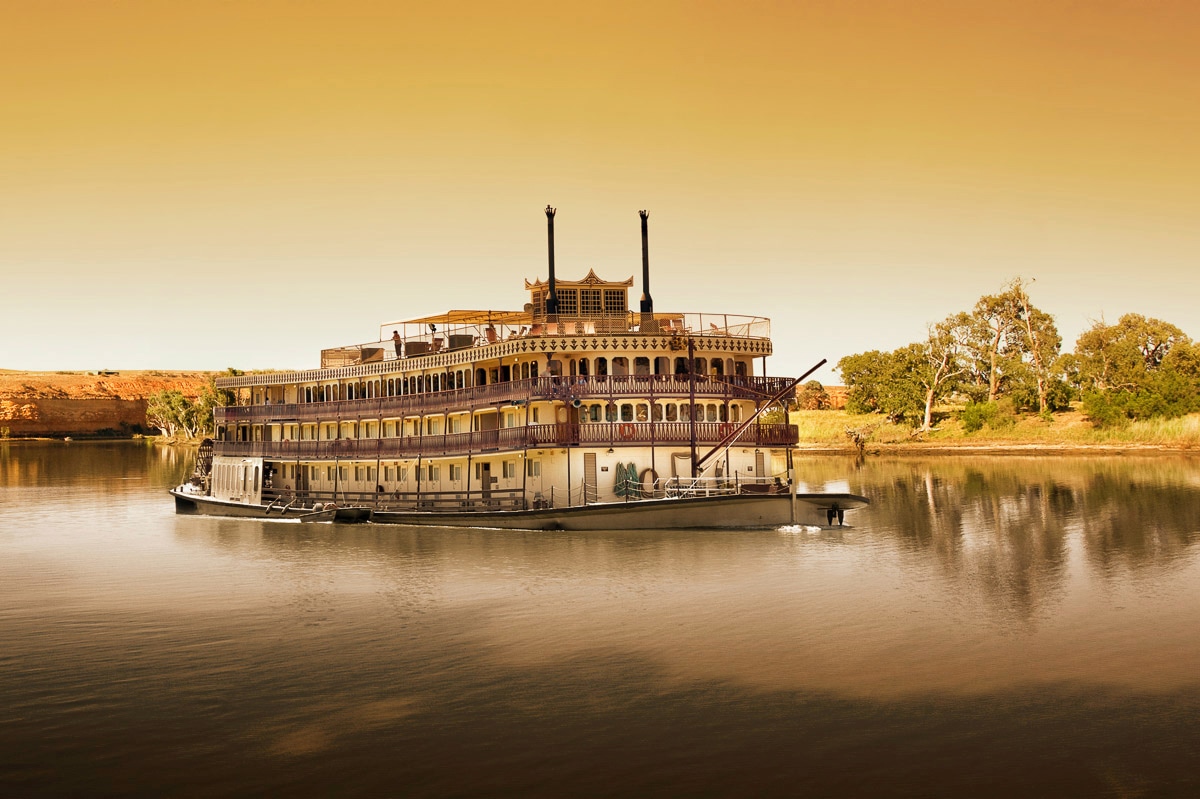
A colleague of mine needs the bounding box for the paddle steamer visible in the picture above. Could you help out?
[172,208,867,528]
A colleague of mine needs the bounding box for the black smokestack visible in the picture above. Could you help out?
[545,205,558,315]
[638,209,653,314]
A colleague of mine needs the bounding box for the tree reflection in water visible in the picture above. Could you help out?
[837,455,1200,620]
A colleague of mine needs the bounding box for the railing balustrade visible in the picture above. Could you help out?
[213,421,798,460]
[216,375,796,424]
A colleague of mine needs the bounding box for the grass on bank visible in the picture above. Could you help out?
[789,407,1200,449]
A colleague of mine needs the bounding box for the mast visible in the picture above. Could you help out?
[545,205,558,315]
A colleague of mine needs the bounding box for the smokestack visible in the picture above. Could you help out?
[545,205,558,315]
[638,209,653,314]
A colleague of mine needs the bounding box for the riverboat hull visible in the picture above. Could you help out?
[371,492,868,531]
[170,488,373,523]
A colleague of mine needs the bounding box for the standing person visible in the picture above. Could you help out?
[392,330,403,359]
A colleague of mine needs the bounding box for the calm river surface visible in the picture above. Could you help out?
[2,442,1199,797]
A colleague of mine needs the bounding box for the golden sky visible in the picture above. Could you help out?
[2,0,1198,379]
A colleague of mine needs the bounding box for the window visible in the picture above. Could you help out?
[595,357,608,376]
[557,289,578,316]
[612,357,628,375]
[532,407,540,423]
[636,404,648,421]
[527,460,541,477]
[731,404,741,422]
[652,404,663,422]
[603,289,625,314]
[450,464,462,482]
[621,403,634,422]
[680,403,690,421]
[355,466,364,482]
[606,403,617,422]
[580,289,602,315]
[310,466,318,481]
[666,404,677,422]
[503,461,516,479]
[634,357,650,376]
[427,464,440,481]
[367,466,375,483]
[326,466,335,481]
[338,466,349,482]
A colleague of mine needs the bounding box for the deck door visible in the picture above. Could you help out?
[583,453,597,503]
[755,450,766,483]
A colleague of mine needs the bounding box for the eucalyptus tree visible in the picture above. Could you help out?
[1074,314,1197,423]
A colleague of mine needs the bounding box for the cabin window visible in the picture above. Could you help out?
[503,461,516,479]
[655,357,669,375]
[399,465,408,482]
[527,460,541,477]
[476,368,487,386]
[521,362,530,380]
[355,467,363,482]
[680,404,690,422]
[707,404,718,422]
[532,407,540,423]
[731,404,741,422]
[450,464,462,482]
[719,404,728,422]
[426,418,441,435]
[620,403,634,422]
[557,289,579,316]
[612,357,629,376]
[636,404,649,422]
[338,466,349,482]
[580,289,602,315]
[327,466,335,481]
[652,404,663,422]
[529,361,538,379]
[666,404,677,422]
[675,357,689,375]
[310,466,318,481]
[634,357,650,376]
[489,368,499,384]
[427,464,440,482]
[603,289,625,314]
[590,405,602,422]
[605,403,617,422]
[693,404,704,422]
[694,358,707,375]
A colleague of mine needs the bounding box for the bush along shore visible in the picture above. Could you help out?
[789,408,1200,453]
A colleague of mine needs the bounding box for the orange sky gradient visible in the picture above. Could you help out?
[2,1,1198,382]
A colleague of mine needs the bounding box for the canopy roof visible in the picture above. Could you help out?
[387,309,533,328]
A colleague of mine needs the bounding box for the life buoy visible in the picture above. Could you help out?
[619,423,636,440]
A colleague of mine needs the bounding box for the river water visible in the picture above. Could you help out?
[2,441,1199,797]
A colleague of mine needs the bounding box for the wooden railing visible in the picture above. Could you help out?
[216,375,797,424]
[213,421,798,460]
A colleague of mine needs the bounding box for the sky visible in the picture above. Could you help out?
[2,0,1198,383]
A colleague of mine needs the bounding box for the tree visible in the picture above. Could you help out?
[1009,279,1062,414]
[146,390,191,439]
[916,312,974,431]
[1074,314,1197,424]
[838,345,930,427]
[794,380,831,410]
[966,288,1024,402]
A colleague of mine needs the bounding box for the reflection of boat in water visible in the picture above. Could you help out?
[170,208,868,529]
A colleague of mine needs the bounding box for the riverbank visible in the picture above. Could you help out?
[790,409,1200,453]
[0,370,213,438]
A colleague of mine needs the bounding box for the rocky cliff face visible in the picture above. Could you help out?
[0,371,213,437]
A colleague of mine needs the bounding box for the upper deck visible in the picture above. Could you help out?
[216,309,772,390]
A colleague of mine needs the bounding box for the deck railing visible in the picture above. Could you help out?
[212,421,798,460]
[215,375,796,424]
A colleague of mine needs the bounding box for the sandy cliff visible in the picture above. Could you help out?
[0,371,213,437]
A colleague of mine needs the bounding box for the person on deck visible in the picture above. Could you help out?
[392,330,403,359]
